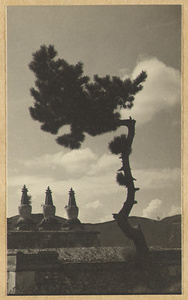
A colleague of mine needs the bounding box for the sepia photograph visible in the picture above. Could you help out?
[6,4,182,295]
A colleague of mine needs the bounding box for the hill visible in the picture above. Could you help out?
[7,214,181,248]
[84,215,181,248]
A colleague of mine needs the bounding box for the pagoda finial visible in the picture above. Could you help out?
[45,186,53,205]
[68,188,77,207]
[21,185,29,205]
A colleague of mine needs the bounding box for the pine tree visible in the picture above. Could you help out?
[29,45,148,255]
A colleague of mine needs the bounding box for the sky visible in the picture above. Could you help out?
[7,5,181,223]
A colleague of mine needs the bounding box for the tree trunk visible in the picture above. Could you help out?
[113,213,149,257]
[113,117,149,257]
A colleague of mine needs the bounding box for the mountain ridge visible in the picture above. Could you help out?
[7,214,181,248]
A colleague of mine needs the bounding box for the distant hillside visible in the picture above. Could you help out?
[84,215,181,248]
[161,214,181,224]
[7,214,181,249]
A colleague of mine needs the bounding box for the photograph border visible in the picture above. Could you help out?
[1,0,186,298]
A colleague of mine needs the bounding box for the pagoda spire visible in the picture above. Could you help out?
[68,188,77,207]
[64,188,82,229]
[45,186,53,205]
[37,186,60,231]
[16,185,34,230]
[21,185,29,205]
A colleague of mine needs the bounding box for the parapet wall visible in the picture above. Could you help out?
[8,230,101,249]
[7,247,181,295]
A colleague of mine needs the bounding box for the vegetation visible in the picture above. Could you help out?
[29,45,148,255]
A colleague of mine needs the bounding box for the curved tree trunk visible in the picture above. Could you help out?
[113,117,149,257]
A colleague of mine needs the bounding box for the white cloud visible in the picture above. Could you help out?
[8,167,125,220]
[50,172,121,201]
[142,199,181,220]
[88,153,119,176]
[120,57,181,124]
[142,198,163,219]
[8,165,180,215]
[8,166,181,222]
[20,146,181,193]
[86,200,103,209]
[21,148,120,179]
[8,148,180,222]
[23,148,98,175]
[58,148,97,174]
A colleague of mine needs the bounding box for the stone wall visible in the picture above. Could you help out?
[7,247,181,295]
[8,230,101,249]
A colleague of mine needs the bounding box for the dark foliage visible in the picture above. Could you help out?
[116,172,129,187]
[29,45,147,149]
[109,134,132,155]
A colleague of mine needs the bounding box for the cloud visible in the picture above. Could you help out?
[142,198,163,219]
[23,148,98,175]
[20,146,181,192]
[18,143,180,193]
[8,150,122,220]
[50,172,120,201]
[142,199,181,220]
[120,57,181,124]
[86,200,103,209]
[8,166,181,222]
[8,163,180,212]
[88,153,118,176]
[134,167,181,190]
[8,163,180,196]
[8,162,126,222]
[21,148,120,179]
[59,148,97,174]
[8,148,180,222]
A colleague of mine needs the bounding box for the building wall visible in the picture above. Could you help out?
[7,248,181,295]
[8,230,101,249]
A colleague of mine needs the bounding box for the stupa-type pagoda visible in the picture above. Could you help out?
[64,188,83,230]
[8,186,101,248]
[15,185,34,231]
[37,186,60,230]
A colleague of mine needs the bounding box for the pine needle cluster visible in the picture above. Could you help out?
[108,134,132,155]
[29,45,147,149]
[116,172,129,187]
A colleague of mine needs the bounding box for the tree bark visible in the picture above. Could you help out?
[113,117,149,257]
